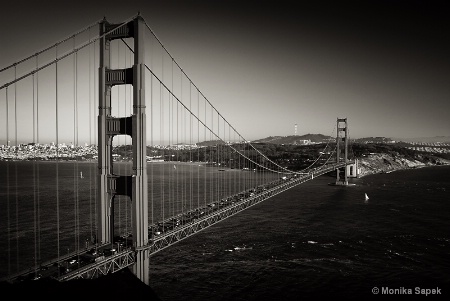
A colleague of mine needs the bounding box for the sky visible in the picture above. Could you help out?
[1,0,449,143]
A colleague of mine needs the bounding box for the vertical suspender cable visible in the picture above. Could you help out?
[32,67,37,276]
[217,113,219,203]
[73,42,77,257]
[6,86,11,276]
[150,64,153,239]
[73,40,79,261]
[173,65,177,218]
[190,82,193,213]
[180,76,183,217]
[14,66,19,272]
[36,55,41,267]
[203,94,206,209]
[178,69,184,216]
[168,80,171,222]
[210,105,213,207]
[197,89,200,210]
[93,37,98,248]
[117,39,121,238]
[149,33,154,237]
[129,48,133,241]
[160,81,164,228]
[182,84,185,217]
[227,121,229,198]
[238,134,240,193]
[180,89,184,217]
[168,63,171,221]
[225,119,227,198]
[168,60,172,223]
[173,59,177,219]
[55,46,61,275]
[233,130,236,196]
[121,41,125,239]
[88,27,93,246]
[218,117,221,200]
[76,46,80,262]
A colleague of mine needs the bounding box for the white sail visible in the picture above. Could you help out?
[365,193,369,201]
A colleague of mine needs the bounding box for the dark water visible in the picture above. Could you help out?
[148,166,450,300]
[0,161,279,278]
[1,163,450,299]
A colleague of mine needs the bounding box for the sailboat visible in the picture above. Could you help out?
[365,193,369,201]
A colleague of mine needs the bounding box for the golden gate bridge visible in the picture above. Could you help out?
[0,14,357,285]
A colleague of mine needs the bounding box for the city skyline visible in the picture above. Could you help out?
[1,0,449,144]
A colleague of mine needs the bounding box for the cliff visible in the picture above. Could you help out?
[357,153,450,177]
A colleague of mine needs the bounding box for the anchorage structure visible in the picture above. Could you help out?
[335,118,349,185]
[97,16,149,284]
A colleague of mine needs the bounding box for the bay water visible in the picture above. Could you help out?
[1,162,449,299]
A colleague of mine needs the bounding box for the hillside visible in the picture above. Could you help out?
[351,142,450,177]
[393,136,450,143]
[253,135,450,145]
[357,152,450,177]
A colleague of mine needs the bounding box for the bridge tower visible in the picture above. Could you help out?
[335,118,349,185]
[98,15,149,284]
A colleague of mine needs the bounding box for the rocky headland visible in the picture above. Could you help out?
[357,152,450,178]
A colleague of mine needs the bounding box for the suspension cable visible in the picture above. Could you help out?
[295,123,337,173]
[121,34,307,176]
[142,19,293,172]
[0,19,103,73]
[0,13,139,91]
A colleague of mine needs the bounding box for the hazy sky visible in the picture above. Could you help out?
[1,0,449,141]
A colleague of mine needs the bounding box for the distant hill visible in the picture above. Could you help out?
[393,136,450,143]
[196,140,227,147]
[348,136,450,144]
[353,137,395,143]
[193,135,450,147]
[252,134,333,145]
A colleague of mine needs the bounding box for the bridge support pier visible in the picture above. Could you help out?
[346,159,359,178]
[98,15,149,285]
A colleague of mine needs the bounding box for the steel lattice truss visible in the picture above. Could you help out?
[147,163,343,255]
[58,251,135,281]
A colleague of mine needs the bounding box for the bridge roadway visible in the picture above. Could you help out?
[4,162,349,283]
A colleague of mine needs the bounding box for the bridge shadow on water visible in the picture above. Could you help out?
[0,268,162,301]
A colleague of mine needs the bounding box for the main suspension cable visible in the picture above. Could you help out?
[1,14,139,91]
[0,19,103,73]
